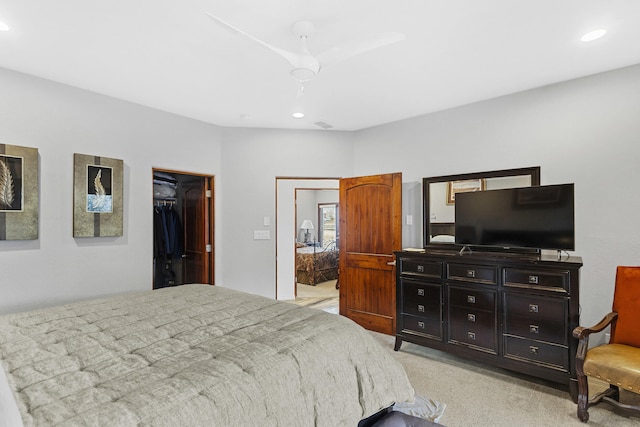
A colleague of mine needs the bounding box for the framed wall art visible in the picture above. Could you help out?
[73,153,123,237]
[446,178,486,205]
[0,144,39,240]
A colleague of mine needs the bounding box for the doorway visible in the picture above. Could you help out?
[294,188,339,313]
[275,178,338,301]
[153,168,214,288]
[276,173,402,335]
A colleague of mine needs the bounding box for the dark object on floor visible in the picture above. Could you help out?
[371,411,441,426]
[358,407,441,427]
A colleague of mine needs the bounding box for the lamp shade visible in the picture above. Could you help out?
[300,219,314,230]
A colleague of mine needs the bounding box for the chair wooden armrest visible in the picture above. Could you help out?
[573,312,618,377]
[572,312,617,340]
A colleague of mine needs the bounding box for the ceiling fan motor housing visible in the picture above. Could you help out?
[291,20,316,38]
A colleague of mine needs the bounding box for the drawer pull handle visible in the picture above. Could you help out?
[529,304,539,313]
[467,295,476,304]
[417,288,425,296]
[467,269,476,278]
[417,321,425,329]
[530,325,539,334]
[529,346,539,355]
[467,332,476,340]
[418,304,425,312]
[417,265,424,273]
[467,313,476,322]
[529,275,539,284]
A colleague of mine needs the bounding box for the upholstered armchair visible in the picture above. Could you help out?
[573,266,640,422]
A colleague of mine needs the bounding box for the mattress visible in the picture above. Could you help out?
[0,284,414,426]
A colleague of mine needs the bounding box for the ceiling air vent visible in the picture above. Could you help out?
[314,121,333,130]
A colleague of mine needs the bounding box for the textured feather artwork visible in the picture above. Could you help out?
[0,157,15,209]
[91,168,106,210]
[74,153,121,237]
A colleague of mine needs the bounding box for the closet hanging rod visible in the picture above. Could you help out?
[154,198,177,207]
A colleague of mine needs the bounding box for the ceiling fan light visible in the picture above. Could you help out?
[290,67,316,82]
[581,29,607,42]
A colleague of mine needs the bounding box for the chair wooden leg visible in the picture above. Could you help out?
[576,372,590,422]
[579,384,623,422]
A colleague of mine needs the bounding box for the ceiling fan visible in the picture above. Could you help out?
[205,12,405,83]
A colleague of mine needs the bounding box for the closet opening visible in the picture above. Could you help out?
[153,168,214,288]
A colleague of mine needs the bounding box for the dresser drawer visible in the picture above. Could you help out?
[504,316,567,345]
[447,263,497,285]
[504,293,567,323]
[449,286,497,311]
[504,336,568,371]
[399,258,442,279]
[448,306,497,352]
[401,315,442,339]
[401,280,441,318]
[503,268,570,292]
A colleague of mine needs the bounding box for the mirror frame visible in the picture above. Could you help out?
[422,166,541,249]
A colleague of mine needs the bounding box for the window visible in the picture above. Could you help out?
[318,203,338,247]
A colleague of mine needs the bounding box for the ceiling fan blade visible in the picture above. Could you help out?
[317,32,405,70]
[204,12,302,68]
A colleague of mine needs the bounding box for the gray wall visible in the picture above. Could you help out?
[2,63,640,334]
[0,67,223,312]
[297,189,339,243]
[353,64,640,330]
[0,68,354,312]
[218,127,353,297]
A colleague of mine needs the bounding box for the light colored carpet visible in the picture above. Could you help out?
[296,280,338,297]
[294,280,339,314]
[369,332,640,427]
[293,289,638,425]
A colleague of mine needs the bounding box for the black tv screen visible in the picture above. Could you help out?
[455,184,575,251]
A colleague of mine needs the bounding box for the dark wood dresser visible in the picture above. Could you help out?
[394,250,582,400]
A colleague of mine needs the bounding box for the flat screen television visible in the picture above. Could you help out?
[455,183,575,251]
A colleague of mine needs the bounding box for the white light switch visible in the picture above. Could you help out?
[263,216,270,226]
[406,215,413,225]
[253,230,270,240]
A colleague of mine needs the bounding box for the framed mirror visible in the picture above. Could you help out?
[423,167,540,248]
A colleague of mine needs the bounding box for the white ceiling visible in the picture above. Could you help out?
[1,1,639,131]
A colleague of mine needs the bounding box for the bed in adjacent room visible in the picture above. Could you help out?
[0,284,415,427]
[296,241,339,286]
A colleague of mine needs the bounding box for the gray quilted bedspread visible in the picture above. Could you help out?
[0,285,414,426]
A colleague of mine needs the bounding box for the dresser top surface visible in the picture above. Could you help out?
[396,249,583,267]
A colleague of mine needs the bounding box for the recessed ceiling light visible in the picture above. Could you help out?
[0,22,10,32]
[292,112,305,119]
[581,29,607,42]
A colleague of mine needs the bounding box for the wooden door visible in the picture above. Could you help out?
[182,177,214,284]
[339,172,402,335]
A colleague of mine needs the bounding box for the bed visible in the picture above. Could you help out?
[0,284,415,427]
[296,242,339,285]
[429,223,455,243]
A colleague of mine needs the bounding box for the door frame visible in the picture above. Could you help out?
[153,168,215,286]
[275,177,339,300]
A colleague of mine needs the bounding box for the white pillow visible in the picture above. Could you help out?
[0,365,23,427]
[430,234,455,243]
